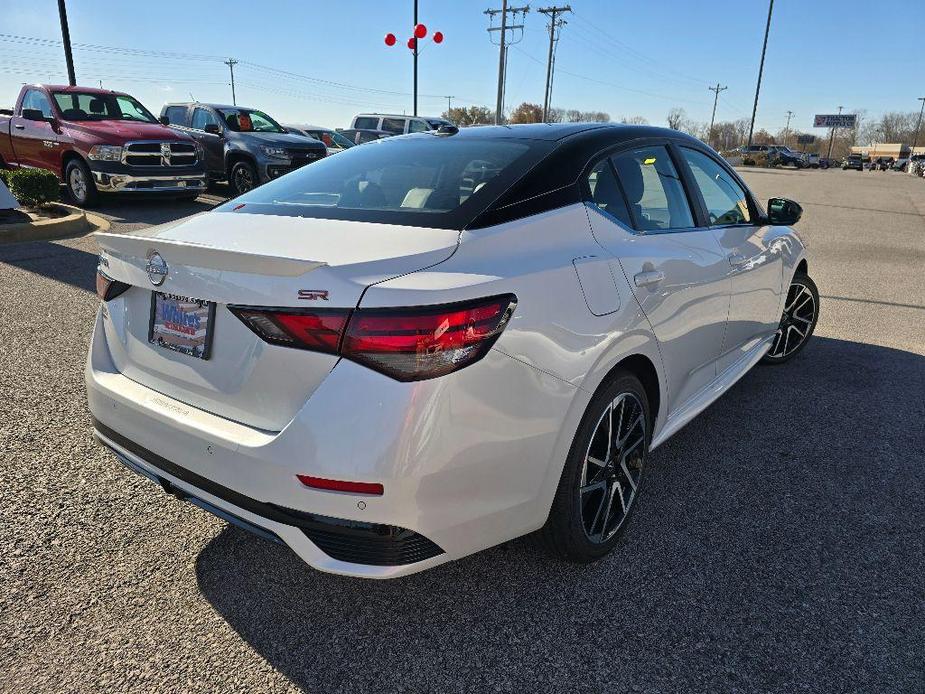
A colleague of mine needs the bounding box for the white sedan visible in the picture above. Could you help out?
[87,123,817,578]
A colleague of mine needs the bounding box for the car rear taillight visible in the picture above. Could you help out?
[96,269,130,301]
[229,295,517,381]
[296,474,384,496]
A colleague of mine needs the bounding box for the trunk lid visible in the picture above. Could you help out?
[95,212,459,431]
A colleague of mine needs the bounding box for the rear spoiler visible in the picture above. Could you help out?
[94,231,326,277]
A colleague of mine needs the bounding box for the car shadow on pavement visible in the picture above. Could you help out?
[0,240,99,294]
[194,336,925,692]
[95,196,219,228]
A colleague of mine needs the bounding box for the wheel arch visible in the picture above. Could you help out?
[591,352,661,437]
[60,149,87,182]
[225,149,257,176]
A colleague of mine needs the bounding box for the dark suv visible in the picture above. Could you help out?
[842,154,864,171]
[160,102,326,195]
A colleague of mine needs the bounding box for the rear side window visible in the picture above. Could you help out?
[680,148,751,225]
[381,117,406,134]
[163,106,188,126]
[611,146,694,231]
[218,136,551,229]
[586,160,632,227]
[409,119,429,133]
[354,116,379,130]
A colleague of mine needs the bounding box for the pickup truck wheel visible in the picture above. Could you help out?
[230,160,257,196]
[65,159,98,207]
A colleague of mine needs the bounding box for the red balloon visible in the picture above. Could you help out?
[414,23,427,39]
[384,33,396,46]
[433,31,444,44]
[407,37,417,50]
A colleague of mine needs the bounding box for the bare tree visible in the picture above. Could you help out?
[666,107,686,130]
[441,105,494,126]
[620,115,649,125]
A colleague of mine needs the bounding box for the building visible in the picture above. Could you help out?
[851,143,925,159]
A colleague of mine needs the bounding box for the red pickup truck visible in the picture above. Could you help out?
[0,84,206,206]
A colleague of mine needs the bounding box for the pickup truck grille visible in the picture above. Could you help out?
[122,141,198,167]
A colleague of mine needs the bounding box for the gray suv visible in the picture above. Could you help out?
[160,102,326,195]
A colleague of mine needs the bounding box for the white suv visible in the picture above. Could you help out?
[351,113,454,135]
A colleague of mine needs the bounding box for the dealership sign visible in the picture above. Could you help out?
[814,114,857,128]
[797,134,816,144]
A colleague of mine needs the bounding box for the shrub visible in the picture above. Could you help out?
[1,168,60,207]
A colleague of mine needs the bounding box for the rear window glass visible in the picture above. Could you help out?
[354,116,379,130]
[217,136,551,229]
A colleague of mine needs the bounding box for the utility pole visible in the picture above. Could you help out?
[910,97,925,158]
[708,83,728,148]
[413,0,418,116]
[486,3,529,125]
[224,58,238,105]
[826,105,843,160]
[746,0,774,149]
[57,0,76,86]
[539,5,570,122]
[785,110,794,133]
[445,95,455,112]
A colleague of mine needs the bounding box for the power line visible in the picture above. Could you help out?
[538,5,570,122]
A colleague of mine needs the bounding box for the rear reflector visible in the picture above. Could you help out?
[296,474,384,496]
[96,269,130,302]
[229,294,517,381]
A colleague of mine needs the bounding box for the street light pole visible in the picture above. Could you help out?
[746,0,774,149]
[495,0,508,125]
[57,0,76,86]
[413,0,418,116]
[911,97,925,157]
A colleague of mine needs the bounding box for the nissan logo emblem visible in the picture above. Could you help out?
[145,251,168,286]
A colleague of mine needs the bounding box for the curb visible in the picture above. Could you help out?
[0,202,109,245]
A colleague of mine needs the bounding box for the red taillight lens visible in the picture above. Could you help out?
[229,307,351,354]
[229,295,516,381]
[296,474,384,496]
[341,295,517,381]
[96,269,130,301]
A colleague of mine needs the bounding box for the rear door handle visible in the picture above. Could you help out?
[13,124,25,130]
[634,270,665,288]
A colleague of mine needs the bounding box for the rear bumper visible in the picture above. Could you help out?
[85,308,581,578]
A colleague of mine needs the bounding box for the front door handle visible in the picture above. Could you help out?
[728,253,748,268]
[13,124,25,130]
[634,270,665,288]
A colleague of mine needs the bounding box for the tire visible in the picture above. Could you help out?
[229,160,258,196]
[540,370,650,563]
[64,158,98,207]
[761,273,819,365]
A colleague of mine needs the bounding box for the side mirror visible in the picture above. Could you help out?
[767,197,803,225]
[21,108,46,122]
[204,123,222,136]
[159,115,170,125]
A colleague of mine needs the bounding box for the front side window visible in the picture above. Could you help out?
[586,159,632,227]
[217,136,550,229]
[51,92,157,123]
[192,107,220,131]
[216,108,286,133]
[21,89,54,118]
[381,117,406,134]
[680,148,751,225]
[611,146,694,231]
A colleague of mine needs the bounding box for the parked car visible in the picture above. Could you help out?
[891,157,909,171]
[160,102,326,195]
[351,113,455,136]
[804,153,820,168]
[904,154,925,173]
[87,123,815,578]
[285,124,355,155]
[842,154,864,171]
[0,84,205,206]
[768,145,806,168]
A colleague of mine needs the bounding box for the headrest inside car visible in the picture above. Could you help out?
[89,98,105,114]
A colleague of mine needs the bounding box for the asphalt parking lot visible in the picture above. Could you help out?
[1,169,923,693]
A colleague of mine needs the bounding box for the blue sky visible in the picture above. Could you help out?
[2,0,923,132]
